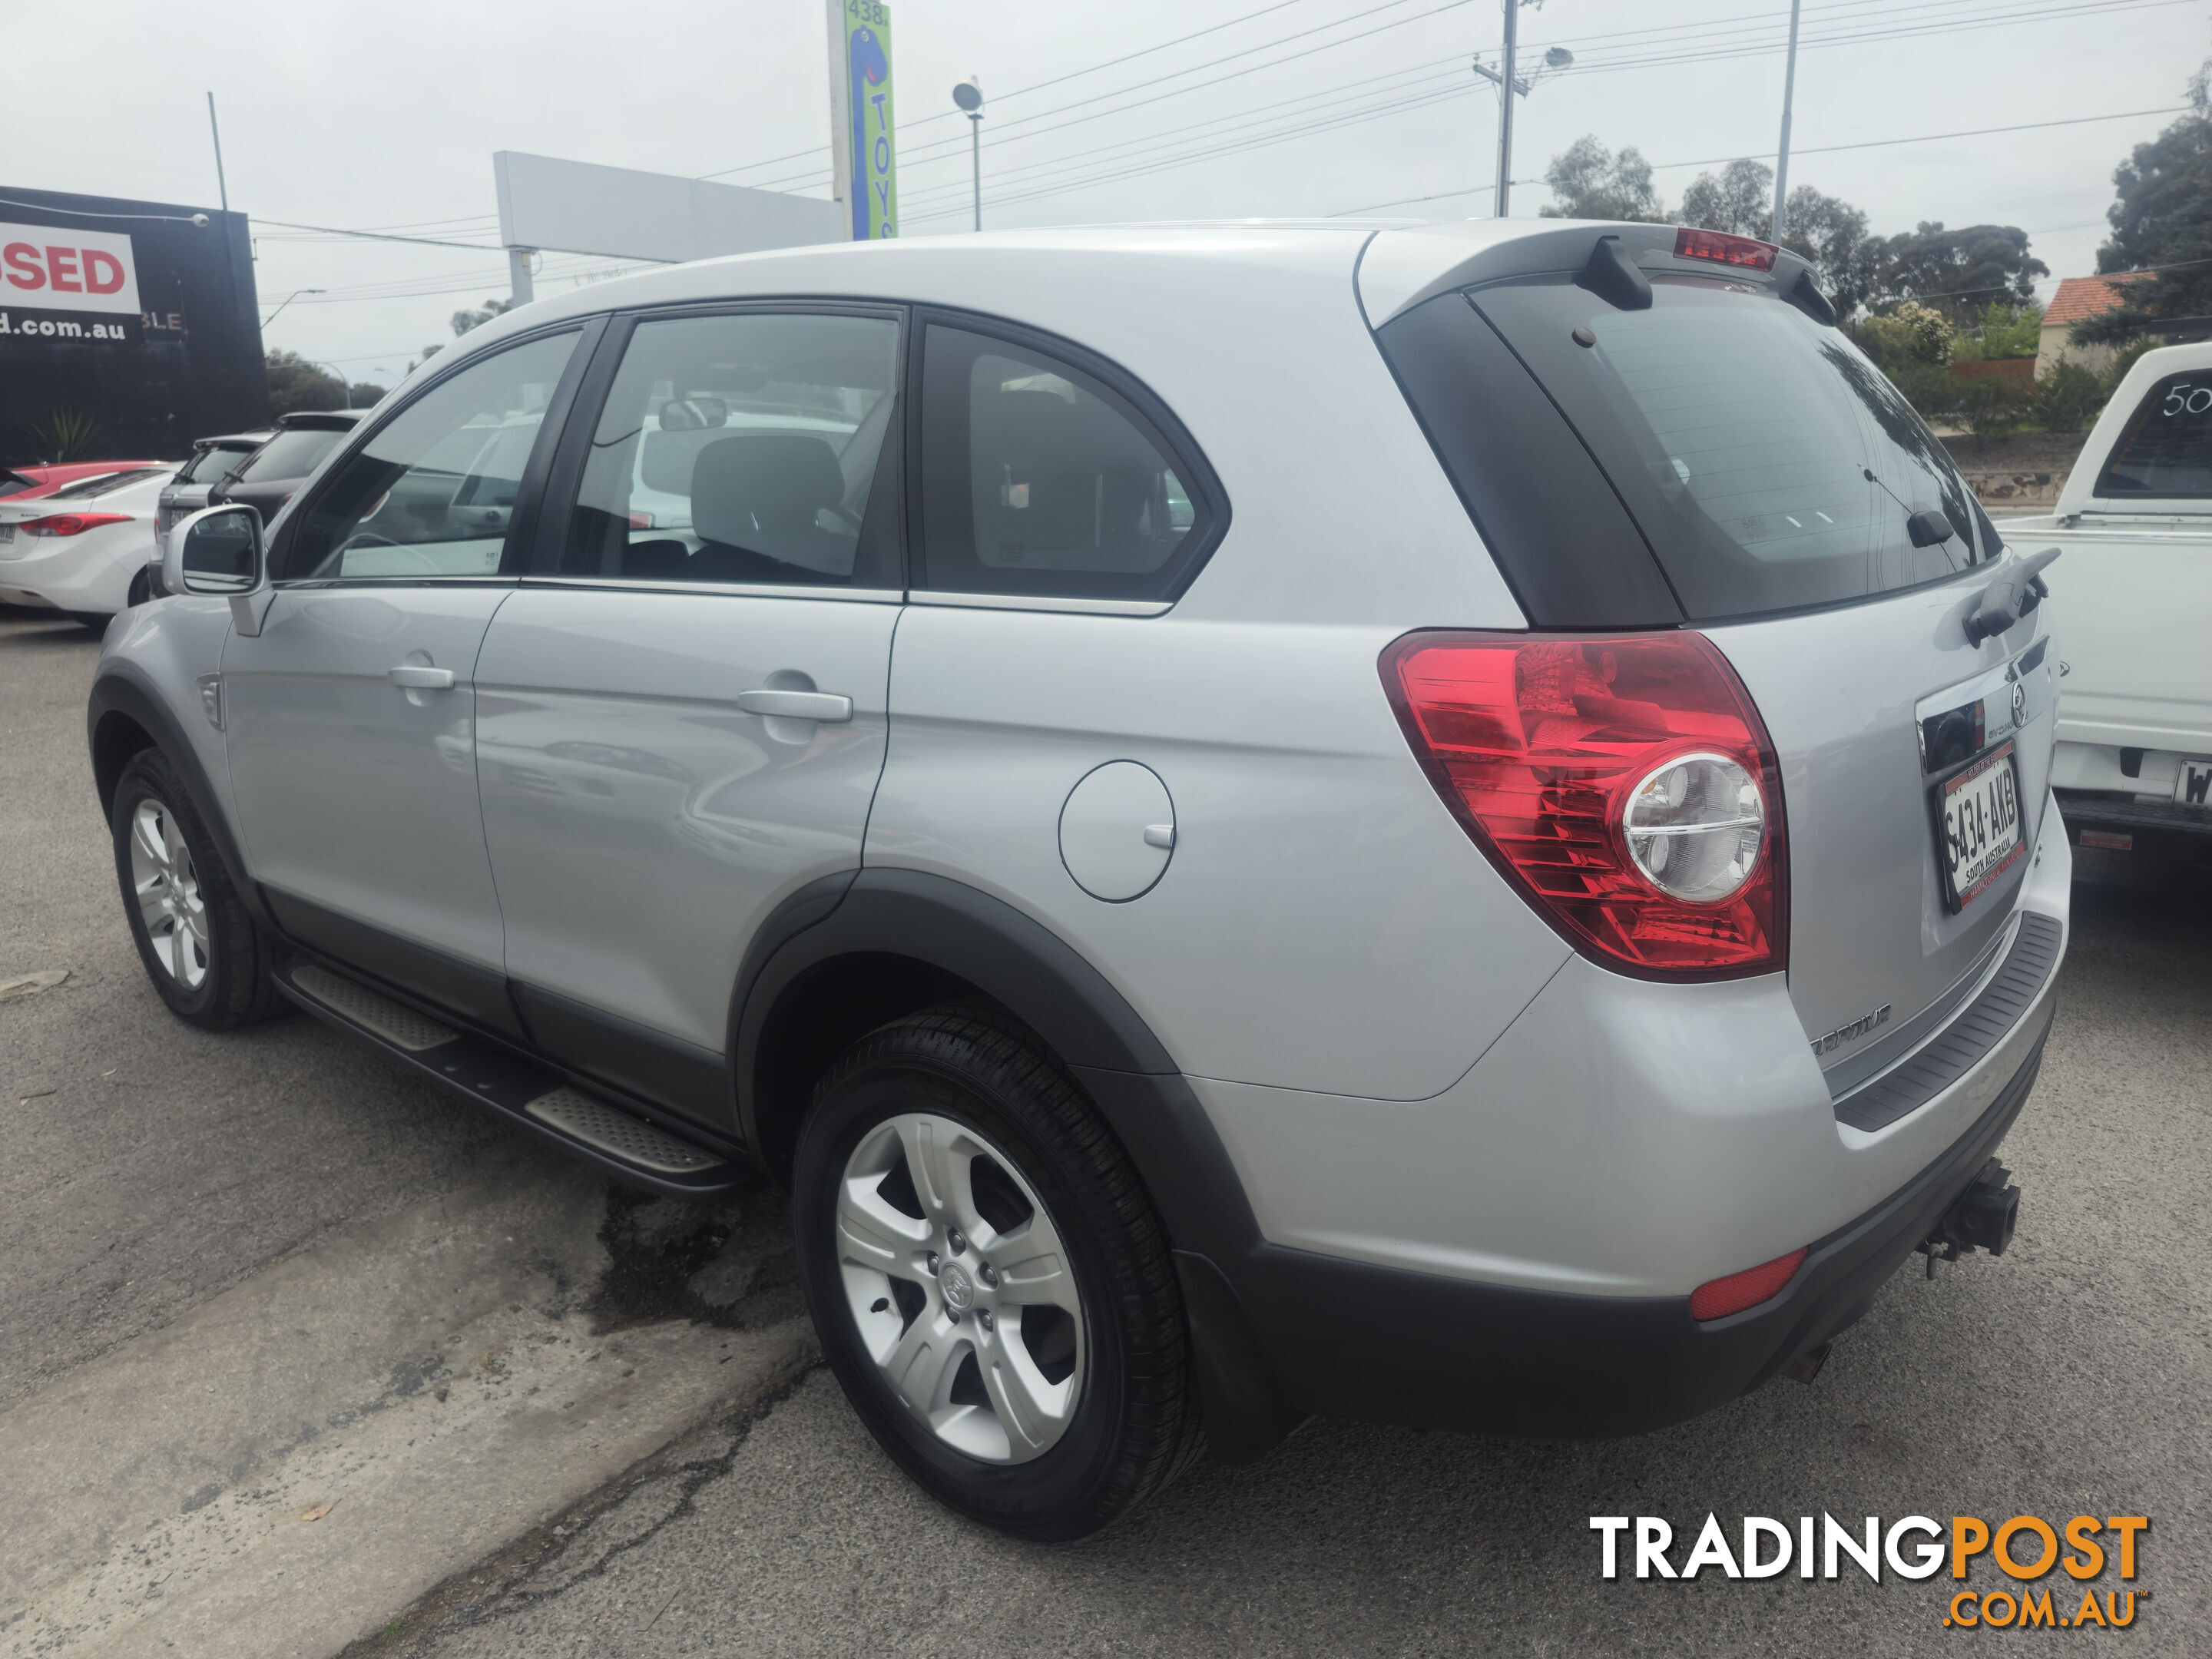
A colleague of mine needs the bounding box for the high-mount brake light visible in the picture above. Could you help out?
[20,512,134,537]
[1674,227,1778,272]
[1381,631,1787,979]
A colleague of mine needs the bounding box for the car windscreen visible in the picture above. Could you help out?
[49,467,164,499]
[234,427,346,483]
[1382,271,1995,624]
[0,472,31,498]
[2093,369,2212,497]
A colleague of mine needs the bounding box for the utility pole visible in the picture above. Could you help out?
[207,93,230,212]
[1495,0,1518,217]
[954,78,984,231]
[1771,0,1802,242]
[508,247,535,307]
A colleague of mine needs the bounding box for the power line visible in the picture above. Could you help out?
[911,0,2189,221]
[699,0,1338,179]
[1330,104,2192,216]
[249,217,508,252]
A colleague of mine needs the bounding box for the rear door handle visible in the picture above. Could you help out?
[388,664,457,690]
[734,688,853,723]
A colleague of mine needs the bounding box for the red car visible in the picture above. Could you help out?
[0,461,167,503]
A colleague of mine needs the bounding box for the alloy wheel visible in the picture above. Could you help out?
[128,799,210,990]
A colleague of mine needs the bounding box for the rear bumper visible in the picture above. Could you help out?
[2056,787,2212,854]
[1207,1010,2050,1439]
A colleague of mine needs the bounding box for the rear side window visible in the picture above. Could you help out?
[1380,273,1995,624]
[2094,371,2212,497]
[557,310,902,588]
[916,322,1218,602]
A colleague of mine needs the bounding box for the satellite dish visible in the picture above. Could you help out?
[1544,47,1574,68]
[952,78,983,112]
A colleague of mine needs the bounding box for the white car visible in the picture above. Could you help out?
[0,465,170,626]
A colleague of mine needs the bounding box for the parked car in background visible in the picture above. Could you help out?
[157,430,273,540]
[2002,339,2212,862]
[0,459,166,502]
[0,466,167,625]
[101,219,2067,1540]
[207,411,360,525]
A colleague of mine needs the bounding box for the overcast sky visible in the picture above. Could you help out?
[12,0,2203,390]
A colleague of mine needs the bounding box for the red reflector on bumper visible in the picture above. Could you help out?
[1689,1247,1806,1320]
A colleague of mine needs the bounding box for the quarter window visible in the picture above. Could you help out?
[2094,371,2212,498]
[557,310,902,588]
[916,323,1217,601]
[284,332,578,581]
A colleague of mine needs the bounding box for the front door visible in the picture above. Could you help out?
[475,306,906,1125]
[222,330,584,1031]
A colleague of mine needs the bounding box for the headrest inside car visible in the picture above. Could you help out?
[691,435,847,557]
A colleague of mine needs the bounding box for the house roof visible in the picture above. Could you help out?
[2044,272,2147,326]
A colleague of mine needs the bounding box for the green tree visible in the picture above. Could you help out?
[1855,300,1958,370]
[1681,158,1771,237]
[2031,359,2105,431]
[2076,57,2212,344]
[1952,300,2044,360]
[1539,136,1667,221]
[266,349,344,417]
[1873,223,2047,319]
[348,382,389,407]
[450,296,513,337]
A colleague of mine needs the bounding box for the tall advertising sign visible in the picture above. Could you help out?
[0,187,265,463]
[826,0,897,241]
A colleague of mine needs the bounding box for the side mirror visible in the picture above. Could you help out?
[166,505,264,597]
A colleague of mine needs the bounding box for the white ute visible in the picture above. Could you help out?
[2012,339,2212,859]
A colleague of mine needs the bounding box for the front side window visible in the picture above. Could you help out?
[917,323,1217,601]
[558,310,902,588]
[2094,371,2212,498]
[285,332,578,581]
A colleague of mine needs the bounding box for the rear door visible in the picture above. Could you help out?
[222,329,588,1034]
[1378,253,2055,1094]
[474,306,905,1126]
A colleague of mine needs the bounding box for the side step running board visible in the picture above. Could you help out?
[277,961,743,1195]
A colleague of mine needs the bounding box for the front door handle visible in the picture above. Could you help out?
[389,664,457,690]
[734,688,853,723]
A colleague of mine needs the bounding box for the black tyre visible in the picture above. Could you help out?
[65,611,113,632]
[793,1004,1203,1539]
[126,565,152,608]
[111,748,280,1028]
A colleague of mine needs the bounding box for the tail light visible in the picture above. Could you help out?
[21,512,134,537]
[1689,1247,1806,1320]
[1674,227,1777,272]
[1382,631,1787,979]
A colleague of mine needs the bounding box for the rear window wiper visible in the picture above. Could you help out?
[1962,547,2060,645]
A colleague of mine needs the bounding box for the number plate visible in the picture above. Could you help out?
[0,523,13,544]
[2178,757,2212,810]
[1939,741,2025,912]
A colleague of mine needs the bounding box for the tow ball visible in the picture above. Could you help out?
[1919,1158,2022,1278]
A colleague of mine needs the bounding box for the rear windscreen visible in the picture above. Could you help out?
[236,427,346,483]
[1381,271,1995,624]
[2094,370,2212,497]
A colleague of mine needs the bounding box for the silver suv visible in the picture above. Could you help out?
[91,221,2069,1539]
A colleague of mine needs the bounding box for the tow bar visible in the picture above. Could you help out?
[1920,1158,2022,1277]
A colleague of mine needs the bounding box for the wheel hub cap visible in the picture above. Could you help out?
[834,1113,1086,1465]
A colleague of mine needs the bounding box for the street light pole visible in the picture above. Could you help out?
[259,288,324,329]
[1771,0,1802,242]
[953,78,984,231]
[1494,0,1518,217]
